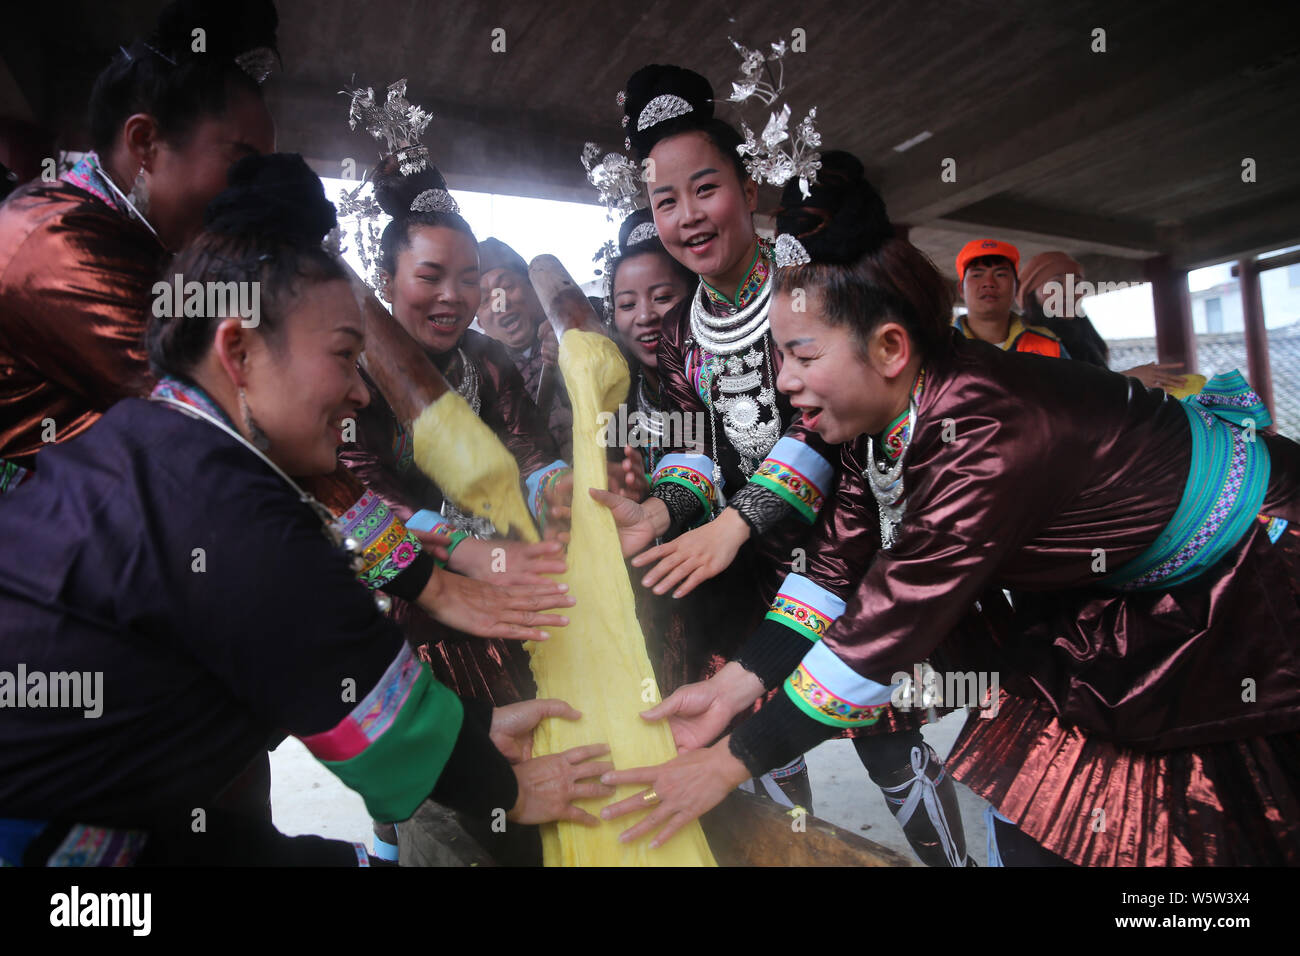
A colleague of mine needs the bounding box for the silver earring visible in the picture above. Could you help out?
[239,388,271,451]
[127,165,150,217]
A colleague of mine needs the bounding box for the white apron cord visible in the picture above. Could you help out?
[878,745,964,868]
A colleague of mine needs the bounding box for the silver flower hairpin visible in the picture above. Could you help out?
[581,142,643,221]
[727,38,821,198]
[774,233,812,268]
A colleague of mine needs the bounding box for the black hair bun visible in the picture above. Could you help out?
[624,63,714,157]
[204,153,337,243]
[372,154,449,220]
[618,207,659,253]
[154,0,279,64]
[776,150,893,265]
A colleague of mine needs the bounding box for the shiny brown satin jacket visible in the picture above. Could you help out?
[0,179,163,462]
[824,337,1300,751]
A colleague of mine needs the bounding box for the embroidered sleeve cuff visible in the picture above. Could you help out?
[526,459,571,529]
[651,453,720,517]
[334,491,423,590]
[747,436,834,523]
[784,640,897,729]
[406,510,470,568]
[728,691,836,779]
[299,646,463,823]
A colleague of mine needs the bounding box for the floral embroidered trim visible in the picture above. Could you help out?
[764,572,846,642]
[652,455,720,516]
[786,663,888,727]
[336,491,420,590]
[46,825,147,867]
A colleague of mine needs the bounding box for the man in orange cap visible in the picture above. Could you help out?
[954,238,1066,357]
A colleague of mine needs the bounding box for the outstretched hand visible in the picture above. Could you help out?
[588,487,670,557]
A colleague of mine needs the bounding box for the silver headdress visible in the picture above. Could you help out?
[581,141,642,221]
[626,221,659,246]
[726,39,821,198]
[409,188,460,215]
[774,233,812,268]
[336,78,445,288]
[637,93,694,131]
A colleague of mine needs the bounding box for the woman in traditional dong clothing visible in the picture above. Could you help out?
[0,154,612,867]
[600,159,1300,866]
[588,65,971,863]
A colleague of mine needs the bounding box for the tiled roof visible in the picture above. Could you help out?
[1108,319,1300,440]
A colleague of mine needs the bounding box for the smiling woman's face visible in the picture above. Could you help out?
[385,225,481,355]
[611,250,691,370]
[242,278,370,477]
[647,131,757,293]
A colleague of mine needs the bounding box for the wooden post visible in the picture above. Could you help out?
[1237,255,1275,416]
[1144,255,1197,373]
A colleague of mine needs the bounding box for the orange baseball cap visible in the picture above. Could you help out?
[956,238,1020,280]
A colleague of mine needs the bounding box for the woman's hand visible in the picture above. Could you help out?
[641,661,765,751]
[490,698,582,763]
[589,487,670,556]
[508,744,615,826]
[415,566,573,641]
[631,506,750,598]
[447,536,567,586]
[599,739,750,849]
[542,472,574,538]
[605,446,650,502]
[1123,362,1188,391]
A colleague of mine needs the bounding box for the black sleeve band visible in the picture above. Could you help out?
[728,485,793,537]
[651,482,704,538]
[379,549,436,600]
[428,700,517,819]
[729,689,837,777]
[735,618,814,690]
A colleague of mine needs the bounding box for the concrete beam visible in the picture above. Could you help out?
[877,21,1284,226]
[934,198,1160,257]
[1169,192,1300,270]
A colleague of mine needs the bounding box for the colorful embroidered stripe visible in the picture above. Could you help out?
[405,509,469,564]
[46,824,148,867]
[783,640,897,728]
[748,436,833,522]
[1264,515,1289,545]
[335,491,421,590]
[766,573,847,642]
[652,453,720,514]
[300,645,463,822]
[0,459,29,496]
[526,460,571,524]
[1106,374,1272,591]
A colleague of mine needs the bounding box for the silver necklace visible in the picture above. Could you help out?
[688,280,772,356]
[866,393,919,550]
[153,396,392,611]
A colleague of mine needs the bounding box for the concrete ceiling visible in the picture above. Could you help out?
[4,0,1299,278]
